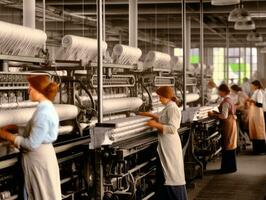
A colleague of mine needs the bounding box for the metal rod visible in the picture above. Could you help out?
[250,47,253,79]
[238,47,241,84]
[200,0,204,106]
[226,25,229,84]
[182,0,187,110]
[102,0,106,41]
[129,0,138,47]
[97,0,103,123]
[43,0,46,50]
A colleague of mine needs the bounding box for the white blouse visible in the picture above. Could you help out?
[251,89,264,104]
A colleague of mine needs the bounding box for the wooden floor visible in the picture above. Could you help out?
[188,151,266,200]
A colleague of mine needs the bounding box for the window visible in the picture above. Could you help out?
[213,48,225,85]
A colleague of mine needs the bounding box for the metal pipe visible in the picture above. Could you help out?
[102,0,106,41]
[182,0,187,110]
[226,25,229,84]
[97,0,103,123]
[43,0,46,50]
[23,0,36,28]
[200,0,204,106]
[238,47,241,84]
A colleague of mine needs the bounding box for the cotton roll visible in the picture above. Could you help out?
[57,35,108,62]
[171,56,183,71]
[144,51,171,70]
[0,104,78,127]
[0,20,47,56]
[186,93,200,103]
[112,44,142,65]
[102,97,143,114]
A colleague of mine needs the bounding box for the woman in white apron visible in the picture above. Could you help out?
[209,84,237,173]
[139,86,187,200]
[0,75,61,200]
[247,80,266,154]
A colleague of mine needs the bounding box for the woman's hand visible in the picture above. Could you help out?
[138,112,150,117]
[146,120,163,133]
[2,125,18,133]
[146,120,158,127]
[0,129,16,143]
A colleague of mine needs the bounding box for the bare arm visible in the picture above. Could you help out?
[138,112,159,120]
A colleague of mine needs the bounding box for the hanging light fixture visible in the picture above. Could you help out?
[211,0,240,6]
[234,20,256,30]
[246,31,263,42]
[255,42,266,47]
[260,47,266,53]
[228,8,252,22]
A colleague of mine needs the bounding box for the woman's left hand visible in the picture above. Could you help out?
[146,120,157,127]
[0,129,16,143]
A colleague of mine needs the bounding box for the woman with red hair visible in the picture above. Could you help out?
[0,75,61,200]
[139,86,187,200]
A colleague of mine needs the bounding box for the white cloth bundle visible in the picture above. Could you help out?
[112,44,142,65]
[186,93,200,103]
[144,51,171,70]
[102,97,143,114]
[0,104,78,127]
[57,35,107,62]
[0,101,38,109]
[0,21,47,56]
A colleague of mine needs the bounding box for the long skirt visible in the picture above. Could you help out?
[252,140,265,154]
[248,105,266,154]
[221,149,237,173]
[155,155,188,200]
[22,144,61,200]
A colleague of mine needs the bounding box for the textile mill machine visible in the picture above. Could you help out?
[0,20,221,200]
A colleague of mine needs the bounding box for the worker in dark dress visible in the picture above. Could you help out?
[139,86,187,200]
[209,84,237,173]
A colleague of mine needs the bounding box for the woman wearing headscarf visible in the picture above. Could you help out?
[208,84,237,173]
[139,86,187,200]
[0,75,61,200]
[247,80,266,154]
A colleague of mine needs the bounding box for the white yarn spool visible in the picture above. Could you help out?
[0,21,47,56]
[112,44,142,65]
[144,51,171,70]
[171,56,183,71]
[186,93,200,103]
[0,104,78,127]
[57,35,108,62]
[102,97,143,114]
[194,64,207,75]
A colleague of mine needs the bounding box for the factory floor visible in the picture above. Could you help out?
[187,150,266,200]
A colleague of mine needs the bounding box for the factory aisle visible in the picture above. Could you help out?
[189,151,266,200]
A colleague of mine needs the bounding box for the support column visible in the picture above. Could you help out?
[182,0,189,110]
[97,0,103,123]
[200,0,204,105]
[23,0,35,28]
[129,0,138,47]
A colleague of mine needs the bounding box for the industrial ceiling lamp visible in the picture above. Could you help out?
[246,31,263,42]
[255,42,266,47]
[228,8,252,22]
[260,47,266,53]
[234,20,256,30]
[211,0,240,6]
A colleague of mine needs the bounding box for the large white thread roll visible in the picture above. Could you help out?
[171,56,183,71]
[102,97,143,114]
[186,93,200,103]
[0,104,78,127]
[57,35,108,62]
[112,44,142,65]
[0,21,47,56]
[144,51,171,70]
